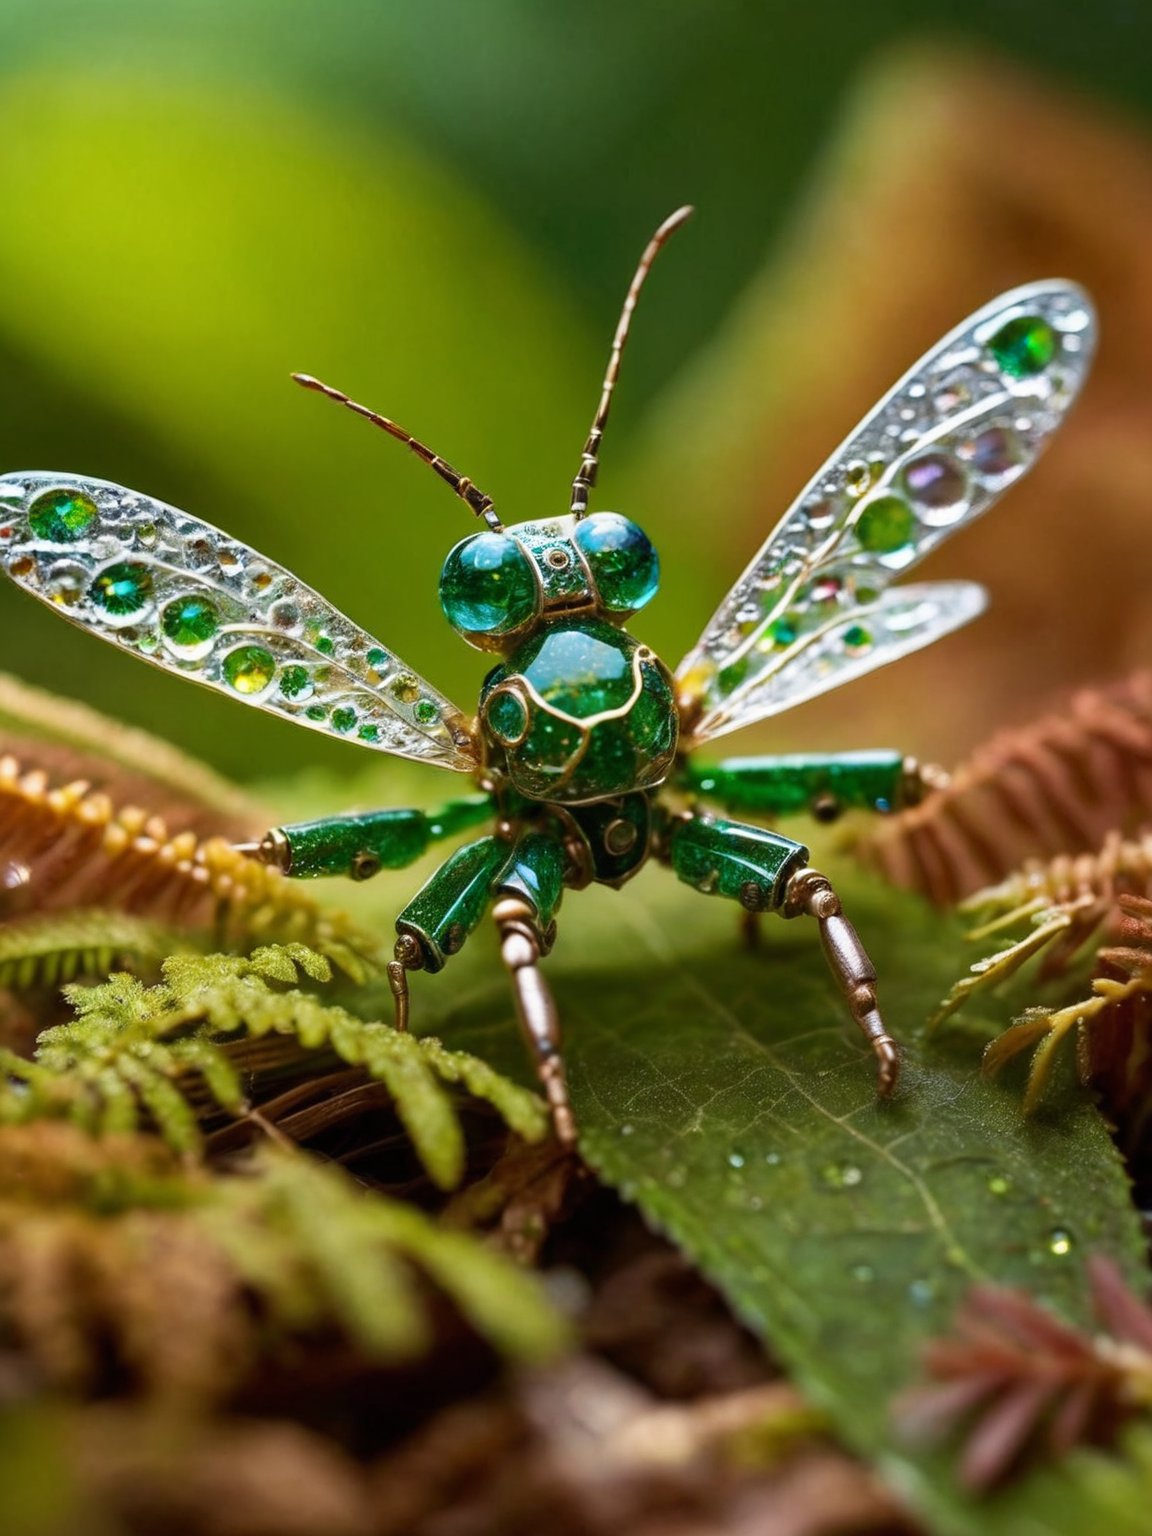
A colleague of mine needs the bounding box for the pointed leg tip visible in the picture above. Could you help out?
[875,1036,900,1096]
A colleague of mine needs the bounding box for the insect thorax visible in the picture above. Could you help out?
[481,619,678,804]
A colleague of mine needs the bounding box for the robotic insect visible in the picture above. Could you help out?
[0,208,1095,1143]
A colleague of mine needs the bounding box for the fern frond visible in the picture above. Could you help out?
[0,752,381,980]
[4,946,547,1186]
[0,669,265,830]
[0,908,179,990]
[861,672,1152,904]
[0,1124,566,1402]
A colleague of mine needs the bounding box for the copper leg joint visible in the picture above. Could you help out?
[494,895,577,1147]
[784,868,900,1096]
[387,932,424,1034]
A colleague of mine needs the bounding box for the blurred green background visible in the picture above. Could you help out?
[0,0,1149,782]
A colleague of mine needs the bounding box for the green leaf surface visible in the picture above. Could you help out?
[412,856,1148,1536]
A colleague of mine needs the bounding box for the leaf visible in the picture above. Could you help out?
[0,909,178,991]
[436,860,1148,1534]
[7,946,547,1187]
[0,669,265,831]
[0,1125,567,1399]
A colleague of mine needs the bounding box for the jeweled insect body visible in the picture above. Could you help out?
[0,209,1096,1142]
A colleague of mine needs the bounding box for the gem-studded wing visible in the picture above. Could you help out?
[0,472,478,770]
[675,281,1096,745]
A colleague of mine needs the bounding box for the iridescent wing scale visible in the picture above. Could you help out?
[0,472,478,771]
[676,281,1096,744]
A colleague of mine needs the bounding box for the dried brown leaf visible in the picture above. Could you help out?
[895,1259,1152,1491]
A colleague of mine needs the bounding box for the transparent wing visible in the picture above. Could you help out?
[676,280,1095,744]
[0,471,478,771]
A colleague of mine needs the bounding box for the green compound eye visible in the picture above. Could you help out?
[573,513,659,613]
[439,532,538,642]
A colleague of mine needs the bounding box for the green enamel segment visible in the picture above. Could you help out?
[396,835,508,972]
[684,751,907,818]
[278,795,493,880]
[567,792,652,885]
[666,815,808,912]
[987,314,1057,378]
[493,831,566,926]
[28,487,99,542]
[281,809,430,879]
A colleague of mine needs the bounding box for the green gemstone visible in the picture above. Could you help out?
[413,699,439,726]
[440,532,538,638]
[358,723,381,743]
[305,704,327,721]
[843,624,872,652]
[161,595,219,648]
[987,314,1057,378]
[573,512,660,613]
[487,689,528,744]
[29,488,99,543]
[89,561,154,617]
[222,644,276,694]
[484,619,677,803]
[279,664,312,700]
[717,655,749,693]
[331,706,357,733]
[314,635,335,656]
[769,616,799,647]
[855,496,914,554]
[366,647,388,670]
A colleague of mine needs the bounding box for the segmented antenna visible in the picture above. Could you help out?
[570,205,694,518]
[292,374,503,532]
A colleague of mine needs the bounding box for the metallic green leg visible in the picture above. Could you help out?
[390,825,577,1143]
[249,793,494,881]
[662,810,899,1095]
[680,751,942,822]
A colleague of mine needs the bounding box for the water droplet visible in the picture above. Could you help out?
[821,1162,863,1190]
[666,1167,686,1189]
[619,1123,634,1137]
[1048,1227,1074,1257]
[727,1150,746,1169]
[908,1278,937,1308]
[986,1173,1012,1196]
[764,1152,782,1167]
[850,1263,874,1283]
